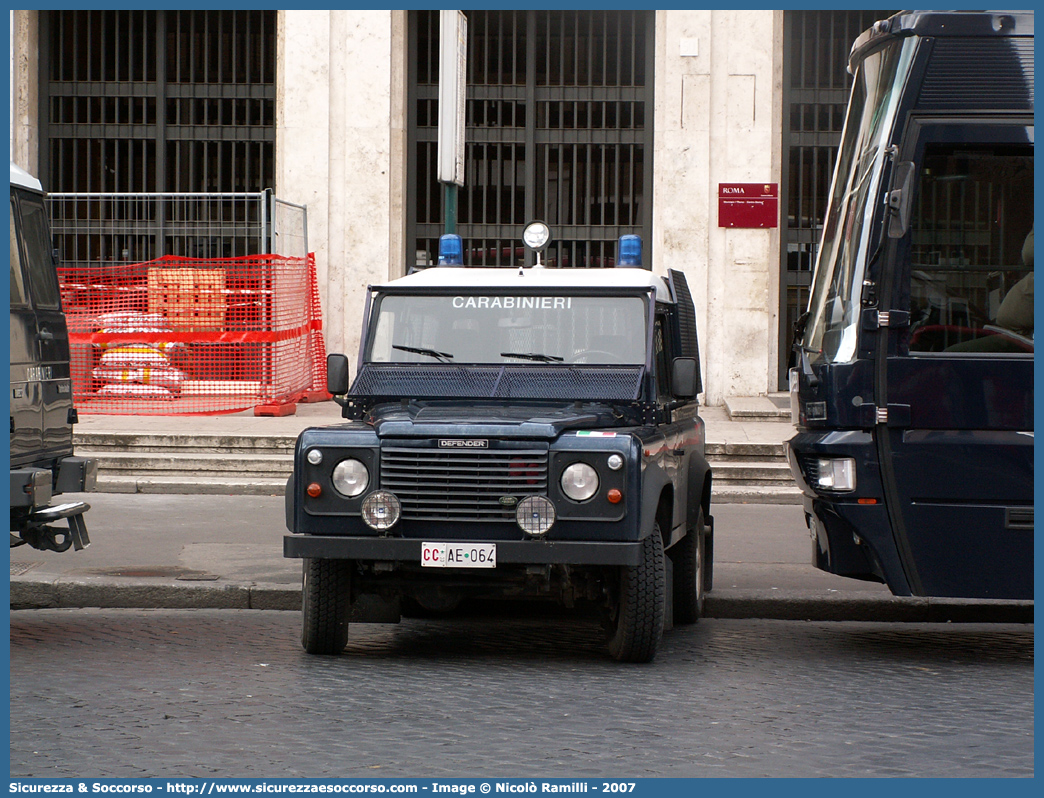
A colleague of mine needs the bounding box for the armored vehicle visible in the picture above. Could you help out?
[10,163,96,552]
[788,11,1033,599]
[285,232,713,662]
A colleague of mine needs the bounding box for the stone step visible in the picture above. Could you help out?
[81,436,800,496]
[710,460,796,485]
[79,431,794,460]
[92,475,802,504]
[74,431,297,455]
[724,392,793,421]
[82,450,293,479]
[712,484,803,505]
[95,475,288,496]
[706,441,788,461]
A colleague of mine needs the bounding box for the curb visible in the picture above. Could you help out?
[10,576,300,612]
[11,576,1032,624]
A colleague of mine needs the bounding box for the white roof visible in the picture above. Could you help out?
[10,162,42,191]
[378,266,673,301]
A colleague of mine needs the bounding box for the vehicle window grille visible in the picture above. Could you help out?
[381,446,549,522]
[918,38,1034,111]
[351,364,644,402]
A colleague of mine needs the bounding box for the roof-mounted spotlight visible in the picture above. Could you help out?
[438,234,464,266]
[522,221,552,268]
[618,234,644,268]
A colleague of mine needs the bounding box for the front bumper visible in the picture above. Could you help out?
[788,430,911,596]
[284,534,642,566]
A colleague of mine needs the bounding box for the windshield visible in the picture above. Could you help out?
[367,293,648,365]
[803,38,916,363]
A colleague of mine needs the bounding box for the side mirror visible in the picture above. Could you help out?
[887,161,915,239]
[327,354,351,395]
[671,357,699,399]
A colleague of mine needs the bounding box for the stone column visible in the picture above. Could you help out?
[11,10,39,175]
[276,10,405,363]
[653,10,783,405]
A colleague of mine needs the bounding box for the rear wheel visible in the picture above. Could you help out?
[671,509,706,624]
[607,526,666,663]
[301,558,352,655]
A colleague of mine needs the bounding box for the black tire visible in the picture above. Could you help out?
[671,509,705,625]
[301,558,352,655]
[607,526,666,663]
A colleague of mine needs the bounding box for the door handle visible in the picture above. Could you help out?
[37,329,54,341]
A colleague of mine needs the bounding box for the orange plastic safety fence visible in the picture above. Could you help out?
[59,254,328,415]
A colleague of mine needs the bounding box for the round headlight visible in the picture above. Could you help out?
[331,458,369,497]
[561,462,599,502]
[522,221,551,250]
[361,490,401,531]
[516,496,556,536]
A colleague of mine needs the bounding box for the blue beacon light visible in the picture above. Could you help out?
[438,234,464,266]
[618,234,642,267]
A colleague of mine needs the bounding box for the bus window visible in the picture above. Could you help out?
[10,202,29,308]
[17,195,62,310]
[907,142,1033,354]
[803,38,916,365]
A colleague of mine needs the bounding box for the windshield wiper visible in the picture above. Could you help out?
[392,344,455,363]
[500,352,564,363]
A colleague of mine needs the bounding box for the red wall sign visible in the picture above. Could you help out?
[718,183,778,228]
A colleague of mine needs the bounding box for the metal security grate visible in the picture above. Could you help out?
[40,10,276,196]
[408,10,654,269]
[778,10,897,388]
[381,446,549,522]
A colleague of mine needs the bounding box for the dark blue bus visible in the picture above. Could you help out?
[787,11,1033,600]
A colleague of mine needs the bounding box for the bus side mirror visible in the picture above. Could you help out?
[327,354,351,395]
[887,161,915,239]
[671,357,699,399]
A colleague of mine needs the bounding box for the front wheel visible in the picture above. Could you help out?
[671,509,706,625]
[607,527,666,663]
[301,558,352,655]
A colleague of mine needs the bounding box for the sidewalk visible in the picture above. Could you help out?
[10,400,1032,625]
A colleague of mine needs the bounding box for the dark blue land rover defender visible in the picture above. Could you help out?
[284,234,713,662]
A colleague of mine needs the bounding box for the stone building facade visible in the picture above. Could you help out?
[11,9,885,405]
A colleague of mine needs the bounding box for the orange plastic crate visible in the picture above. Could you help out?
[147,267,225,331]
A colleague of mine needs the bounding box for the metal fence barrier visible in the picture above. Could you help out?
[50,192,326,415]
[47,190,307,268]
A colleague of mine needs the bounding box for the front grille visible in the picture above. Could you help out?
[798,454,820,486]
[381,445,549,522]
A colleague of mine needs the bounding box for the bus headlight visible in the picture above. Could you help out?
[332,458,369,497]
[814,458,856,492]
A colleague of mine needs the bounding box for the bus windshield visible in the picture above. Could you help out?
[367,293,648,365]
[803,38,916,364]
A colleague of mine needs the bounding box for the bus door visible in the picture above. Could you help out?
[880,119,1033,599]
[9,188,73,463]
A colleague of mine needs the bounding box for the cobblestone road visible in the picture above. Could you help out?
[9,609,1033,778]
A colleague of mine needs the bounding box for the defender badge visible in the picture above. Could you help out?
[439,439,488,448]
